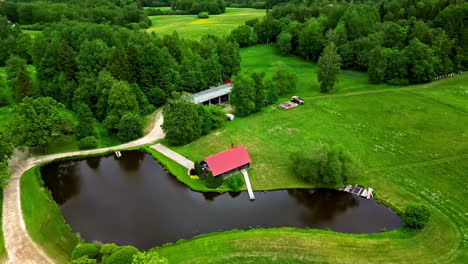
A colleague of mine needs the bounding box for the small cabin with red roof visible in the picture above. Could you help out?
[201,145,251,177]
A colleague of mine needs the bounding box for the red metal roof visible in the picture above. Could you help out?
[204,145,251,176]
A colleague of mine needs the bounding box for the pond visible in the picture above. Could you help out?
[41,150,402,250]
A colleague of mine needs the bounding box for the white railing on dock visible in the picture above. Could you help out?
[115,151,121,158]
[241,169,255,200]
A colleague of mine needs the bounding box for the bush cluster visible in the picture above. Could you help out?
[290,143,358,186]
[403,204,431,229]
[79,136,98,150]
[226,173,245,192]
[71,243,100,261]
[198,12,209,19]
[204,171,223,188]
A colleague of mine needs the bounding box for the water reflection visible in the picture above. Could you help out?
[41,150,402,250]
[288,189,359,225]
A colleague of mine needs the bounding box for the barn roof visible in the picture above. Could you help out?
[204,145,251,176]
[192,83,233,104]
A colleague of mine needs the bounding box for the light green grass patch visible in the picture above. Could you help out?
[21,166,79,263]
[147,8,265,39]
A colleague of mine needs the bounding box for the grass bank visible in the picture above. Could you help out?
[0,192,6,262]
[147,8,265,39]
[158,45,467,263]
[21,166,79,263]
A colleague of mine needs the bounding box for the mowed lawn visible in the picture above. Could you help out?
[147,8,265,39]
[162,45,468,263]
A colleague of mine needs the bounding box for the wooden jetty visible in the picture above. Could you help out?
[241,169,255,200]
[340,185,374,199]
[115,151,122,158]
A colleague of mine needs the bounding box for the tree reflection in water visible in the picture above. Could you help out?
[116,151,146,172]
[41,161,81,205]
[288,189,359,225]
[86,156,101,170]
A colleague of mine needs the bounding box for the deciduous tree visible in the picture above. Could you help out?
[317,41,341,93]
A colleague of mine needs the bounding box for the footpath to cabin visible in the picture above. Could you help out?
[150,143,194,171]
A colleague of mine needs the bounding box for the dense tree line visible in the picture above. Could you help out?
[230,0,467,86]
[162,93,226,145]
[0,19,241,151]
[230,67,297,117]
[172,0,226,15]
[0,0,151,28]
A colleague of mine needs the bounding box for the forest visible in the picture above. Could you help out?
[229,0,467,85]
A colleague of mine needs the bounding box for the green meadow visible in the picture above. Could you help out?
[160,45,468,263]
[147,8,266,39]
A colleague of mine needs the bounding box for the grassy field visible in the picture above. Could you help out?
[158,45,468,263]
[147,8,265,39]
[21,166,79,263]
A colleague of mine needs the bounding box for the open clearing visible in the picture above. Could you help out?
[162,45,468,263]
[147,8,266,39]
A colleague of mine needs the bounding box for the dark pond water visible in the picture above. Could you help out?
[41,150,402,250]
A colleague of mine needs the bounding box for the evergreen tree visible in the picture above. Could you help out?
[125,45,140,83]
[75,104,96,139]
[317,41,341,93]
[15,70,33,103]
[109,47,130,81]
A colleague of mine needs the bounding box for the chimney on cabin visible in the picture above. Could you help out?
[231,143,234,149]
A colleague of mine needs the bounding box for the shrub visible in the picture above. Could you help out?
[403,204,431,229]
[100,243,119,262]
[104,246,139,264]
[71,256,97,264]
[205,171,223,188]
[71,243,100,260]
[194,161,203,176]
[117,113,142,142]
[79,136,98,150]
[198,12,209,18]
[291,143,358,186]
[132,249,169,264]
[226,173,245,192]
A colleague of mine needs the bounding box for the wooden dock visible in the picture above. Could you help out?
[340,185,374,199]
[150,144,194,171]
[241,169,255,200]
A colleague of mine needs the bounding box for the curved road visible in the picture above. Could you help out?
[2,111,164,264]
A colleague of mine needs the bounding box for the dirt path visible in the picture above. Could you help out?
[2,111,164,264]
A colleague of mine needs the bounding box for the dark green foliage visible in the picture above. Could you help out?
[298,18,324,61]
[251,72,266,111]
[226,173,245,192]
[270,67,297,95]
[368,46,387,84]
[317,41,341,93]
[205,171,224,188]
[403,204,431,229]
[197,105,226,135]
[71,256,97,264]
[76,40,111,77]
[8,97,69,149]
[291,143,358,186]
[78,136,98,150]
[194,161,203,176]
[117,113,143,142]
[15,69,34,103]
[99,243,119,263]
[403,39,435,83]
[230,25,257,47]
[276,32,292,55]
[103,245,139,264]
[104,81,139,132]
[230,74,255,117]
[198,12,209,18]
[173,0,226,15]
[254,13,281,44]
[71,243,100,261]
[109,48,131,82]
[75,104,96,139]
[162,93,202,145]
